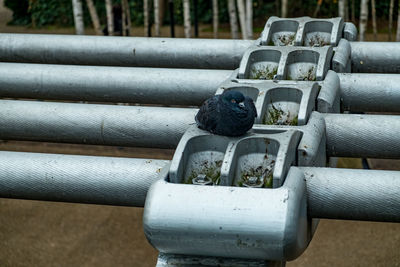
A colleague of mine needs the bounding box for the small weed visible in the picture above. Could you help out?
[268,39,275,46]
[237,165,274,188]
[186,160,222,185]
[249,66,278,80]
[263,104,298,126]
[293,66,316,81]
[308,34,329,47]
[277,34,295,46]
[289,115,298,126]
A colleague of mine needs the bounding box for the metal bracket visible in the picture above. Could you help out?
[238,45,333,81]
[169,126,301,188]
[260,16,357,46]
[144,166,311,261]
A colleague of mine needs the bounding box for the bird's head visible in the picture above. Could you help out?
[221,90,246,110]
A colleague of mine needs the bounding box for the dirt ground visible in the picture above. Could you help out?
[0,2,400,266]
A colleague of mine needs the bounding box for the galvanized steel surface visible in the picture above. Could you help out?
[350,42,400,73]
[0,99,196,148]
[300,167,400,222]
[144,167,309,260]
[0,151,169,206]
[0,34,253,69]
[0,150,398,223]
[338,73,400,112]
[323,113,400,158]
[0,63,229,105]
[1,100,399,158]
[3,63,399,113]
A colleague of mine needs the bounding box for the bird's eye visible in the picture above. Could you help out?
[231,99,236,103]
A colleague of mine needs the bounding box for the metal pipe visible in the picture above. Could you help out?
[350,42,400,73]
[0,100,196,149]
[0,63,229,106]
[0,153,398,222]
[4,63,400,112]
[338,73,400,112]
[323,113,400,158]
[1,101,399,158]
[2,34,400,72]
[0,151,169,206]
[299,167,400,222]
[0,34,253,69]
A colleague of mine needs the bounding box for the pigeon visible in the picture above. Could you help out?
[195,90,257,137]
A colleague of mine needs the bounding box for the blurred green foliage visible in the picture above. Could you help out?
[4,0,398,28]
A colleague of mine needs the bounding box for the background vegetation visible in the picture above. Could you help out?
[5,0,397,28]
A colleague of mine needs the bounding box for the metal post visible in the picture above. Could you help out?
[0,100,196,149]
[0,63,229,105]
[323,113,400,158]
[350,42,400,73]
[0,151,169,206]
[0,34,253,69]
[338,73,400,112]
[300,167,400,222]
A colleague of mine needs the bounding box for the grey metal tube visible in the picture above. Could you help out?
[350,42,400,73]
[1,101,400,158]
[338,73,400,112]
[0,100,197,149]
[0,34,253,69]
[3,62,400,113]
[324,113,400,158]
[300,167,400,222]
[0,151,169,206]
[0,63,230,105]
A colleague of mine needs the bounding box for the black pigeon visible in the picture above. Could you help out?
[195,90,257,137]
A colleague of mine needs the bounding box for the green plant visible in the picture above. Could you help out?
[249,66,278,80]
[277,33,295,46]
[263,104,298,126]
[186,160,222,185]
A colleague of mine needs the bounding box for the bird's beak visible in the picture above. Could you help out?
[238,102,245,108]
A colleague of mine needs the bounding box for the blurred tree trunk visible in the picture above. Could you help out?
[72,0,85,35]
[351,0,355,22]
[212,0,218,38]
[371,0,377,40]
[313,0,323,18]
[105,0,114,36]
[339,0,345,18]
[236,0,248,39]
[121,0,131,36]
[246,0,253,39]
[159,0,165,27]
[396,1,400,41]
[228,0,239,39]
[345,0,349,21]
[389,0,394,41]
[183,0,191,38]
[281,0,288,17]
[275,0,280,17]
[359,0,369,41]
[154,0,160,36]
[144,0,149,36]
[85,0,101,35]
